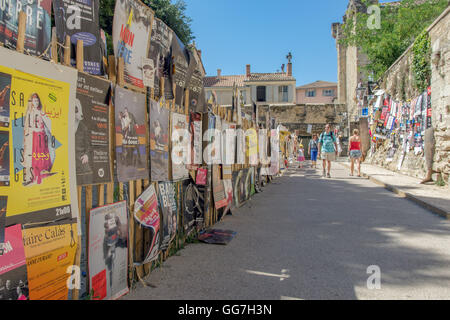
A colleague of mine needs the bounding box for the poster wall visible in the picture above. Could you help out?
[75,73,111,185]
[133,184,160,264]
[88,201,128,300]
[0,0,51,59]
[114,86,148,182]
[171,112,189,181]
[157,182,177,251]
[22,222,77,300]
[0,224,28,300]
[149,99,169,181]
[0,48,79,228]
[113,0,153,90]
[54,0,103,75]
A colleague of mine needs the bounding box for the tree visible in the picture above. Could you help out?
[339,0,449,81]
[99,0,195,55]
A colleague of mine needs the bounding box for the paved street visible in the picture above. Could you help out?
[123,163,450,300]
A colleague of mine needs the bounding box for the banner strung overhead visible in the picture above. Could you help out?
[149,99,169,182]
[113,0,153,90]
[114,86,148,182]
[0,0,52,59]
[0,48,79,228]
[133,184,160,264]
[157,182,177,251]
[89,201,128,300]
[75,73,111,186]
[54,0,104,75]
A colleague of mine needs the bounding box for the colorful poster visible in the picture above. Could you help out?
[113,0,153,90]
[75,73,111,186]
[88,201,128,300]
[149,99,169,182]
[0,0,51,59]
[54,0,103,75]
[0,131,9,186]
[171,112,189,181]
[222,179,233,215]
[0,72,11,127]
[114,86,148,182]
[0,49,79,228]
[0,224,28,300]
[133,184,160,264]
[148,18,174,99]
[22,222,77,300]
[157,182,177,251]
[212,165,226,209]
[0,196,6,245]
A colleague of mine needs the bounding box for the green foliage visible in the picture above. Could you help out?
[412,30,431,91]
[339,0,448,80]
[99,0,195,55]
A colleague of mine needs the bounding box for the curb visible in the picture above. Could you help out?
[339,163,450,220]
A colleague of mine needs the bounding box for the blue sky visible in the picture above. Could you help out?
[184,0,353,86]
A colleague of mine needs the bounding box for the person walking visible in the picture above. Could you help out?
[297,144,305,169]
[318,124,338,178]
[348,129,362,177]
[308,134,319,169]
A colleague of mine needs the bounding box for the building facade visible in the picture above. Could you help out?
[296,81,337,104]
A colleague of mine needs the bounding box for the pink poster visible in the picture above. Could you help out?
[0,224,29,300]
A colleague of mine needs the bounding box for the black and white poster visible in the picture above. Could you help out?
[75,73,111,185]
[149,99,169,182]
[172,34,189,109]
[54,0,104,75]
[157,182,177,251]
[148,18,174,99]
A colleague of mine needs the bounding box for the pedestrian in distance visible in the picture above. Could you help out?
[348,129,362,177]
[318,124,338,178]
[297,144,305,169]
[308,134,319,169]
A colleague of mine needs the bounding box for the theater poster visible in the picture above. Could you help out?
[75,73,111,186]
[54,0,104,75]
[157,182,177,251]
[133,184,160,264]
[114,86,148,182]
[171,112,189,181]
[149,99,169,182]
[113,0,153,90]
[0,224,28,300]
[172,34,189,109]
[0,72,11,127]
[22,222,77,300]
[0,0,51,58]
[89,201,128,300]
[0,48,79,228]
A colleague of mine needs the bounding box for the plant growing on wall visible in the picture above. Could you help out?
[339,0,448,81]
[411,30,431,92]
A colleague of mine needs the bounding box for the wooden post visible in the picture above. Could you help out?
[117,57,125,87]
[108,56,116,84]
[64,35,71,66]
[84,185,93,293]
[51,27,57,63]
[16,11,26,53]
[76,40,84,72]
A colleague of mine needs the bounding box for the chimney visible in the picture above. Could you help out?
[217,69,221,77]
[246,64,251,77]
[287,62,292,77]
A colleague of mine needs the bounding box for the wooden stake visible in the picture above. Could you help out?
[117,57,125,87]
[51,27,57,63]
[64,35,71,66]
[76,40,84,72]
[108,55,116,84]
[16,11,26,53]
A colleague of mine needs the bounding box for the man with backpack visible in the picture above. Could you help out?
[318,124,338,178]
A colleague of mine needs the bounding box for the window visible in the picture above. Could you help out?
[240,90,247,105]
[306,90,316,97]
[323,89,335,97]
[279,86,288,102]
[257,86,266,102]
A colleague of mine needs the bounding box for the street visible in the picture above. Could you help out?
[124,163,450,300]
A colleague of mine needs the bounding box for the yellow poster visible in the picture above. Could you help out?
[22,223,78,300]
[0,64,75,224]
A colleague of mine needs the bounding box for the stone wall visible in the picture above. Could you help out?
[366,8,450,184]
